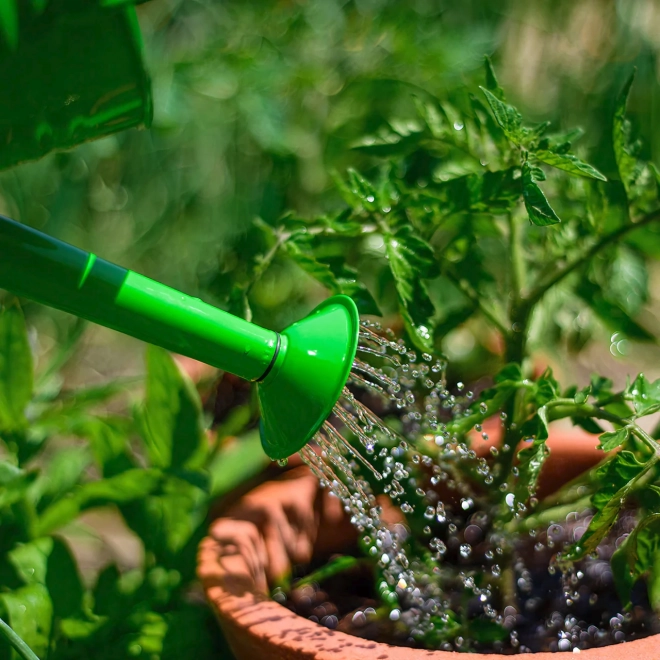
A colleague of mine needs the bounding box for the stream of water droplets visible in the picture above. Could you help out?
[294,321,652,652]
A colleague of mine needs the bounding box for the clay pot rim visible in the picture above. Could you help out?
[198,432,659,660]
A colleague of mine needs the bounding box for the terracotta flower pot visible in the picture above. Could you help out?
[197,429,659,659]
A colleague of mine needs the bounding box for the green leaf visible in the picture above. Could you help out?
[576,279,654,342]
[467,617,508,643]
[346,168,378,212]
[515,440,549,505]
[384,226,438,350]
[140,347,206,470]
[283,241,380,315]
[8,539,52,586]
[479,87,522,142]
[46,538,84,619]
[627,374,660,416]
[36,468,162,536]
[521,162,560,226]
[0,462,36,510]
[611,513,660,610]
[613,71,638,197]
[0,306,33,431]
[565,450,646,560]
[609,247,648,317]
[484,56,505,101]
[494,363,522,384]
[534,150,606,181]
[0,585,52,658]
[28,446,91,510]
[597,427,630,451]
[417,168,520,215]
[574,386,591,405]
[208,430,269,498]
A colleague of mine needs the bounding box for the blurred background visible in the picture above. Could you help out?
[2,0,660,392]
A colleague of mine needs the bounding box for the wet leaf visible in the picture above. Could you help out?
[597,427,629,451]
[0,584,52,658]
[384,226,437,350]
[627,374,660,416]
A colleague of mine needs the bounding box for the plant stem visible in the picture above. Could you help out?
[0,618,39,660]
[505,213,530,365]
[526,207,660,308]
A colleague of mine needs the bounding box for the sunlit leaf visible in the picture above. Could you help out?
[140,347,206,470]
[0,584,52,658]
[479,87,522,142]
[534,150,606,181]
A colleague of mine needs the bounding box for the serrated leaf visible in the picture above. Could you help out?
[611,513,660,610]
[418,167,520,215]
[613,71,638,197]
[384,226,438,350]
[534,149,606,181]
[140,347,206,470]
[597,427,630,451]
[479,87,522,142]
[565,451,646,560]
[521,162,560,226]
[0,306,33,431]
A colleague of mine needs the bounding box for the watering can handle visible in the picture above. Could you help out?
[0,215,279,381]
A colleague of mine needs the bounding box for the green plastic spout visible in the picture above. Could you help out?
[0,216,359,459]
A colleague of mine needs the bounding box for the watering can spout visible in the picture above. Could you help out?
[0,215,359,459]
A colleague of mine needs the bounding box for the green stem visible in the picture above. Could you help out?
[0,618,40,660]
[526,207,660,309]
[505,212,530,365]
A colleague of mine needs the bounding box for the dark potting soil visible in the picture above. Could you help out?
[276,511,660,654]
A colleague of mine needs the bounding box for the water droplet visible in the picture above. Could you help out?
[453,121,464,131]
[459,544,472,558]
[277,458,288,467]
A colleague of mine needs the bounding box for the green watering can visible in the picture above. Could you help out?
[0,215,360,459]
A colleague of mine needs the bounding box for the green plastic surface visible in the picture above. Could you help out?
[0,1,151,170]
[0,216,360,458]
[258,295,359,460]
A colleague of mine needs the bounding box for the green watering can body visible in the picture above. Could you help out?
[0,0,152,171]
[0,216,360,459]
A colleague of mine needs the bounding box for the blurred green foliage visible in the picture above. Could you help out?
[0,305,266,658]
